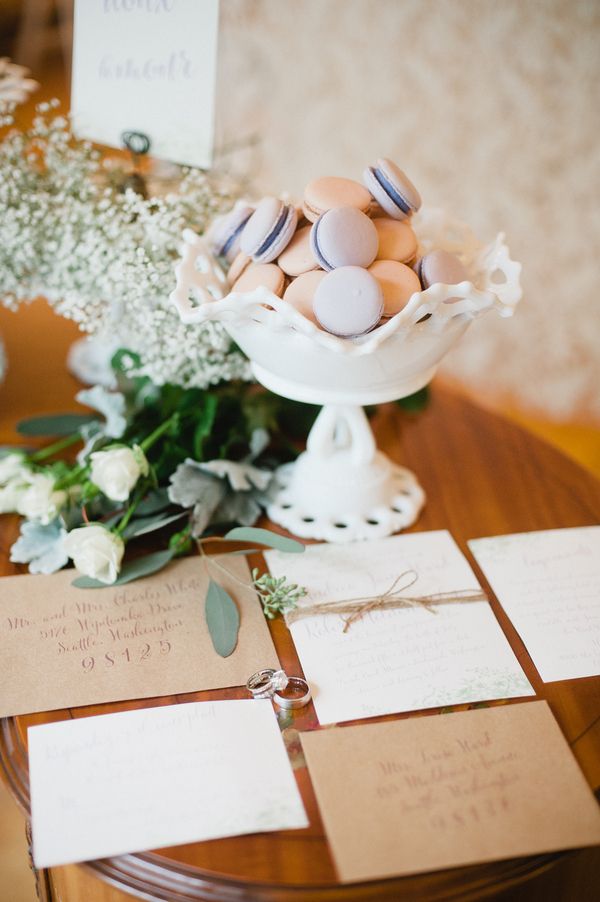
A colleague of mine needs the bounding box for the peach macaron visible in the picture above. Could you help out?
[368,260,421,317]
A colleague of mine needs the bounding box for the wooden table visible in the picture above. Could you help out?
[0,302,599,901]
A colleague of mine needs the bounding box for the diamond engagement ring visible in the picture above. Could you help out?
[246,669,289,699]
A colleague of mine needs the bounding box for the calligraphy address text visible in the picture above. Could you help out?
[375,728,519,833]
[3,575,206,672]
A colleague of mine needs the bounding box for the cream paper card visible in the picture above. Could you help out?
[0,556,278,717]
[301,701,600,882]
[29,699,308,867]
[265,531,533,724]
[71,0,219,166]
[469,527,600,682]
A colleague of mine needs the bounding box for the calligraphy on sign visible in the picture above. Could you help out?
[71,0,220,167]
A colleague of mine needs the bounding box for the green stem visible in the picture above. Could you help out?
[55,464,87,491]
[30,433,81,462]
[115,494,142,535]
[140,414,177,453]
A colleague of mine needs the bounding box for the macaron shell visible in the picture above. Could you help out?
[227,252,251,285]
[240,198,298,263]
[283,269,326,324]
[260,204,298,263]
[313,266,383,337]
[368,260,421,316]
[378,158,421,214]
[232,262,285,298]
[374,218,418,264]
[418,249,468,288]
[363,159,421,221]
[303,176,371,222]
[278,225,320,276]
[311,207,379,271]
[209,202,254,262]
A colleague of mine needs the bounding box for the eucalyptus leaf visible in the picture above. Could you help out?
[72,549,175,588]
[17,413,97,437]
[205,579,240,657]
[225,526,305,554]
[122,510,187,539]
[134,488,172,516]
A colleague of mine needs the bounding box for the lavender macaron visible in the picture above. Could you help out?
[415,249,467,288]
[313,266,383,337]
[209,202,254,263]
[310,206,378,271]
[363,158,421,221]
[240,197,298,264]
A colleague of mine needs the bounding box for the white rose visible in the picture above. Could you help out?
[0,478,27,514]
[64,524,125,584]
[90,445,148,502]
[16,474,67,524]
[0,452,29,486]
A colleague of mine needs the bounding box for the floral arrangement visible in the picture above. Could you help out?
[0,85,427,600]
[0,355,318,588]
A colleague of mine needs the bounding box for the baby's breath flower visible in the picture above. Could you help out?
[0,107,251,389]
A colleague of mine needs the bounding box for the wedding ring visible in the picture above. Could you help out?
[273,676,312,710]
[246,669,288,699]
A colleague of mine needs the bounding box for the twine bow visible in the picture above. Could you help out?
[284,570,487,632]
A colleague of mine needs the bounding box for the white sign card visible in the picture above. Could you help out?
[469,527,600,682]
[265,531,534,725]
[71,0,220,167]
[30,699,308,868]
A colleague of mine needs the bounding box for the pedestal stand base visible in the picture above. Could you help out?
[266,405,425,542]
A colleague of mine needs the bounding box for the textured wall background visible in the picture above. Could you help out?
[215,0,600,421]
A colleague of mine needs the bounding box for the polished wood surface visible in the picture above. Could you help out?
[0,302,599,900]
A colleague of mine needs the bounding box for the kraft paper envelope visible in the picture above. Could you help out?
[0,556,279,717]
[301,701,600,882]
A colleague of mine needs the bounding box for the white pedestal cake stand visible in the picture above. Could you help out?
[170,207,521,542]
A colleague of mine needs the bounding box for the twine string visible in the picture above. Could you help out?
[195,543,487,634]
[284,570,487,632]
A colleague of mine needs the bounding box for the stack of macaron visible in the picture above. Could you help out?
[208,158,468,338]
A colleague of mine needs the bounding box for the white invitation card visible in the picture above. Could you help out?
[266,531,533,725]
[29,700,308,867]
[71,0,220,166]
[469,527,600,682]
